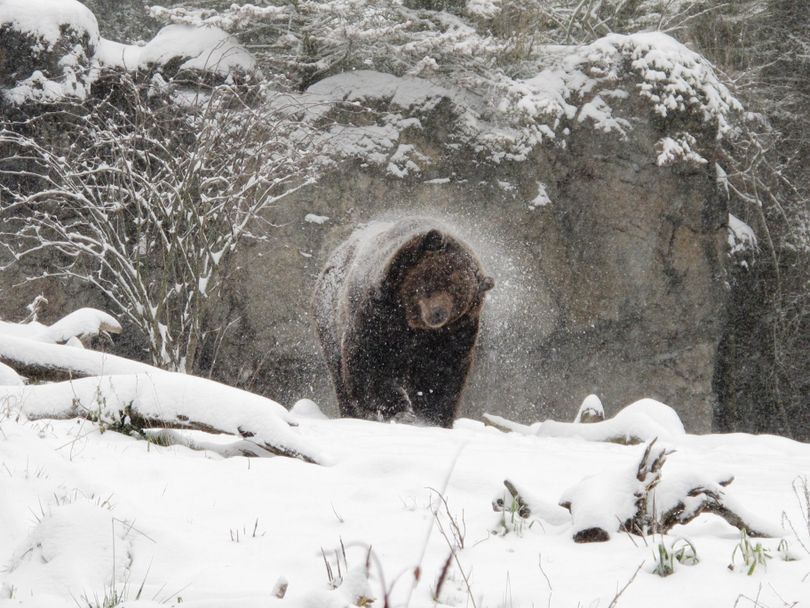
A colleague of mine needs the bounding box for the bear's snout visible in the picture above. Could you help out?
[418,294,453,329]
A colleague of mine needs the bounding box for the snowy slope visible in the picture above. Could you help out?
[1,399,808,607]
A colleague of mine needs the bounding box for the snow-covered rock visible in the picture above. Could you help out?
[290,398,328,420]
[1,0,256,105]
[499,31,740,144]
[0,0,99,104]
[95,24,255,77]
[304,32,739,169]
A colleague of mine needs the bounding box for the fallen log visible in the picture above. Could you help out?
[0,373,325,465]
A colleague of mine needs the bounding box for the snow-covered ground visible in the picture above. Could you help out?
[1,395,808,607]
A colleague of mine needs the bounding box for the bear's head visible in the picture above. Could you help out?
[398,229,494,330]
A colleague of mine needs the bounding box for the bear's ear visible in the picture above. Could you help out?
[479,276,495,292]
[422,229,445,252]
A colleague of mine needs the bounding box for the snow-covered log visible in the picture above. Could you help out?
[0,308,122,344]
[0,309,126,380]
[0,334,153,382]
[483,398,685,444]
[0,373,325,465]
[0,361,24,386]
[558,439,778,543]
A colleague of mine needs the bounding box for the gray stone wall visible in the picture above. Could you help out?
[215,113,727,432]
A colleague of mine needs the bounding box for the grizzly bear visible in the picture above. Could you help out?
[312,218,494,427]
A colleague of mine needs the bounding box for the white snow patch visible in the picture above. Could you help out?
[304,213,330,225]
[289,398,328,420]
[529,182,552,209]
[94,38,143,69]
[3,502,131,600]
[142,25,254,75]
[307,70,449,112]
[0,361,24,386]
[466,0,502,18]
[728,213,757,254]
[656,134,708,166]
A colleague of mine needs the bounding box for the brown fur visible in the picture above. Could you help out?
[313,219,494,426]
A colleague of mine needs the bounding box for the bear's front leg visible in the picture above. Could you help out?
[409,327,478,427]
[347,377,414,422]
[341,336,413,421]
[409,369,470,428]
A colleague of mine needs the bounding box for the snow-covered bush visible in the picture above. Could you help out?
[148,1,712,86]
[0,76,320,373]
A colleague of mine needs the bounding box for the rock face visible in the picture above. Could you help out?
[216,143,724,431]
[211,44,732,431]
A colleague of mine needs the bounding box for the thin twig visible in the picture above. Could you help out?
[607,562,643,608]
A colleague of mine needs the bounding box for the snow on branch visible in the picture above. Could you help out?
[558,439,779,543]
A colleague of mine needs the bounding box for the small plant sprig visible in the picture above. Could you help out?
[729,529,771,575]
[320,539,374,607]
[777,538,798,562]
[652,537,699,577]
[229,518,265,543]
[322,538,348,590]
[492,480,535,537]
